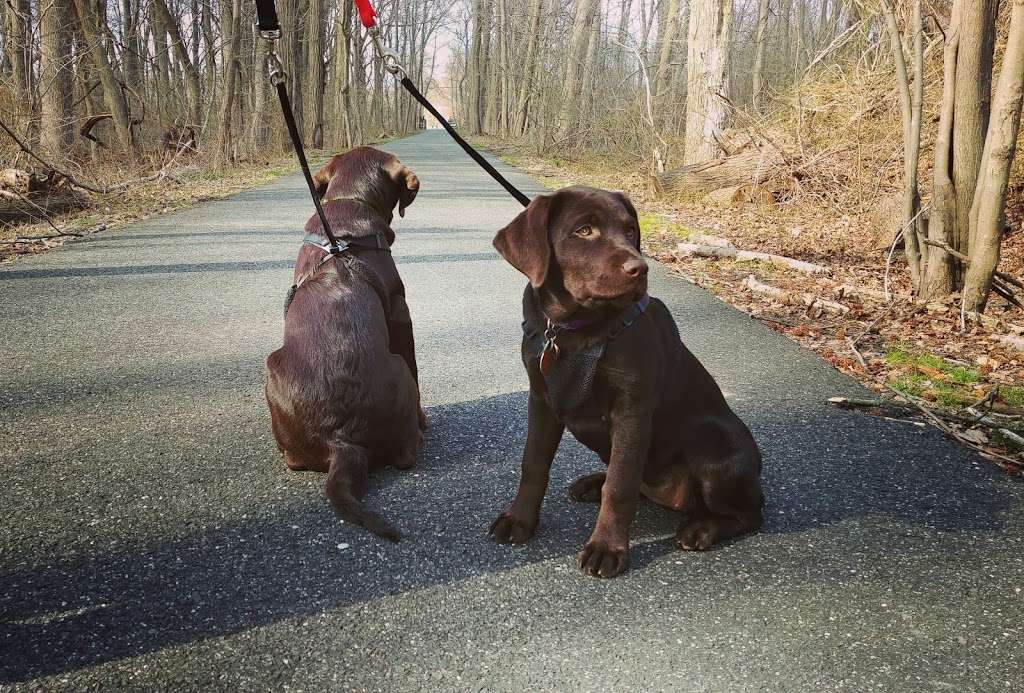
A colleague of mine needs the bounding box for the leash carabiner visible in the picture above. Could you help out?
[265,49,286,87]
[367,25,406,78]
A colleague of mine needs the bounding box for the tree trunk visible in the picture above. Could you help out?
[962,0,1024,313]
[953,0,1000,257]
[615,0,633,64]
[331,0,354,147]
[654,0,681,107]
[467,0,489,134]
[513,0,545,135]
[654,143,785,197]
[557,0,600,136]
[121,0,141,88]
[922,16,960,299]
[794,0,806,76]
[40,0,75,160]
[684,0,732,164]
[579,6,602,120]
[752,0,771,111]
[5,0,33,109]
[73,0,136,153]
[879,0,924,290]
[151,8,172,128]
[151,0,203,127]
[216,0,243,163]
[304,0,326,147]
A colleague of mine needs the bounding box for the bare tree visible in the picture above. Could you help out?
[72,0,137,153]
[684,0,732,164]
[962,0,1024,313]
[751,0,772,111]
[40,0,75,160]
[654,0,682,108]
[305,0,328,147]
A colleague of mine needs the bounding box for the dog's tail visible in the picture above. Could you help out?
[325,442,400,542]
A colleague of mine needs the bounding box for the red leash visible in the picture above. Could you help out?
[353,0,377,28]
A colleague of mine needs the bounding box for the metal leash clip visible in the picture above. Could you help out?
[367,25,406,77]
[266,49,286,87]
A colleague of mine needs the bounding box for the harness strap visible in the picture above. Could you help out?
[284,243,393,322]
[302,232,390,252]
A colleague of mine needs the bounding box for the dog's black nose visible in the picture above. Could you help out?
[622,256,648,278]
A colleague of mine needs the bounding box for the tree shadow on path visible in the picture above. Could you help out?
[1,391,1017,683]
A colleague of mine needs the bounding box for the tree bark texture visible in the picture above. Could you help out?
[684,0,732,164]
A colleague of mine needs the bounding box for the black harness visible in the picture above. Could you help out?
[282,231,392,313]
[524,295,651,417]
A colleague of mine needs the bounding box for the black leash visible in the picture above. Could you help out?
[257,0,344,255]
[398,77,530,207]
[258,0,532,210]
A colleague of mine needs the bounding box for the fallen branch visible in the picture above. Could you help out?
[677,242,829,275]
[833,283,893,303]
[0,118,182,194]
[742,274,849,315]
[831,394,1024,471]
[0,230,85,244]
[921,238,1024,306]
[828,396,1014,428]
[0,118,106,193]
[851,300,899,347]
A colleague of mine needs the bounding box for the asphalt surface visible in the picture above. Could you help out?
[2,129,1023,691]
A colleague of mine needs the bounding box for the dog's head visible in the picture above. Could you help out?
[493,186,647,309]
[312,147,419,222]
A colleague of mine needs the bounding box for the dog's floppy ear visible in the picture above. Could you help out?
[493,194,553,288]
[385,156,419,217]
[616,192,641,251]
[312,156,340,198]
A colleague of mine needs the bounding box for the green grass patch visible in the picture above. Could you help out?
[639,213,690,239]
[885,346,984,408]
[1001,386,1024,407]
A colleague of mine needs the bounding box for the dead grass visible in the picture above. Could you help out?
[1,153,307,262]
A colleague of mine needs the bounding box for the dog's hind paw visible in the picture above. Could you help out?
[488,508,538,544]
[675,519,717,551]
[567,472,606,503]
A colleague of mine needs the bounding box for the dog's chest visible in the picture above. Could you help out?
[563,412,612,461]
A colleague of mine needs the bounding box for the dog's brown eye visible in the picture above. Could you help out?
[575,225,597,238]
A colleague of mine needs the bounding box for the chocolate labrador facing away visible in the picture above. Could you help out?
[489,186,764,577]
[265,147,425,542]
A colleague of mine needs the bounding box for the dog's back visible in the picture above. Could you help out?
[265,148,424,542]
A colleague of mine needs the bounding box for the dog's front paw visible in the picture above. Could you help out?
[488,507,538,544]
[577,537,630,578]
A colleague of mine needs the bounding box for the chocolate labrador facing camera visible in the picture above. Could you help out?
[489,186,764,577]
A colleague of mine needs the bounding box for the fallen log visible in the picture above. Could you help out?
[676,242,829,275]
[742,274,849,315]
[653,144,785,198]
[0,190,88,224]
[702,183,776,207]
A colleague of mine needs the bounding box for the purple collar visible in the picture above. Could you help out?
[547,294,652,332]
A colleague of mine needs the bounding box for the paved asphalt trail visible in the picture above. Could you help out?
[2,130,1023,691]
